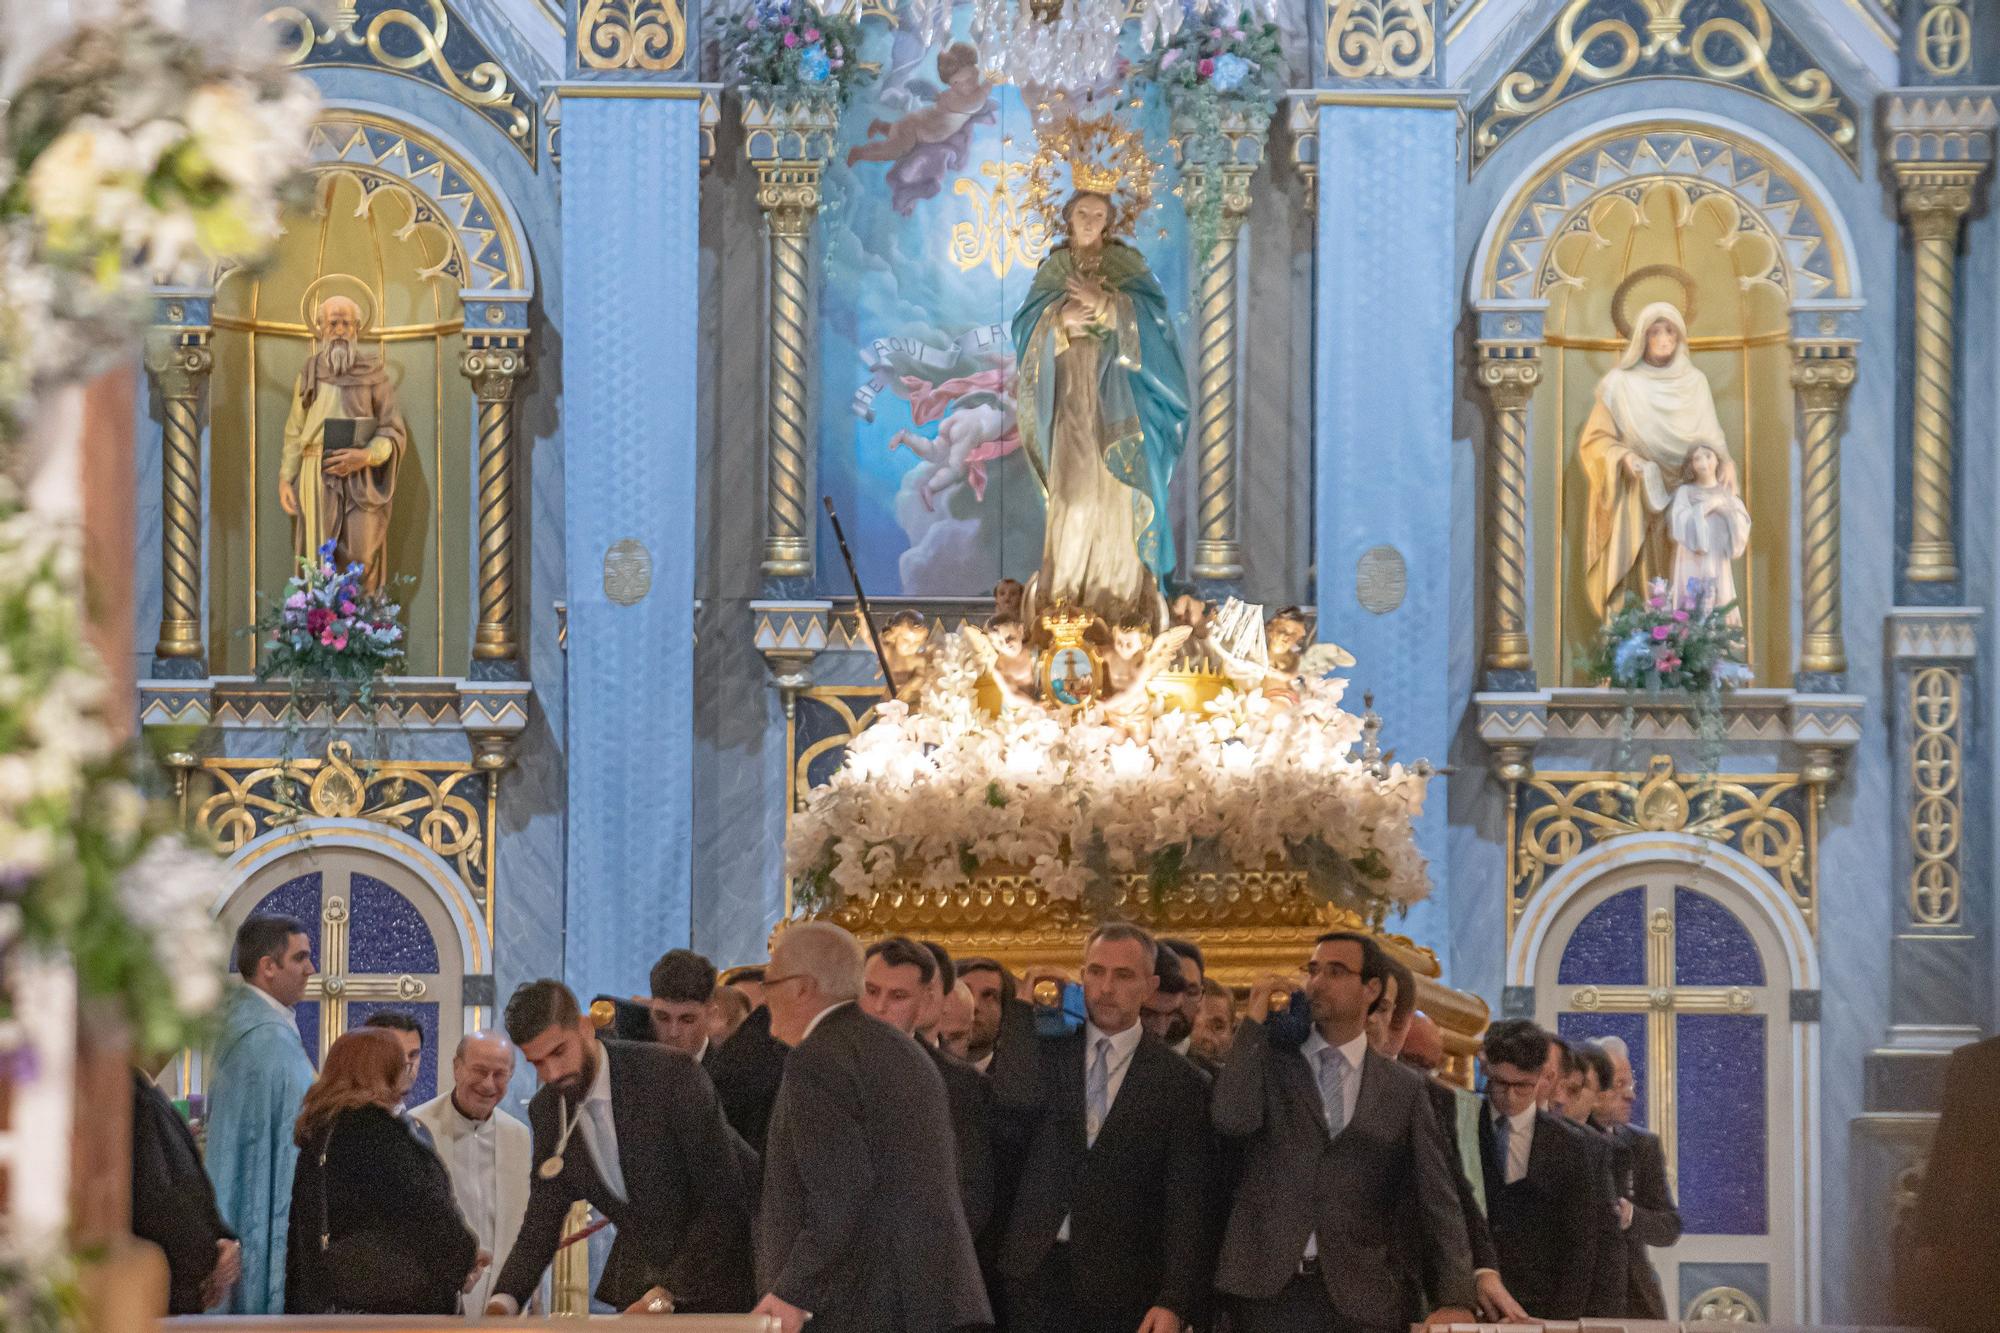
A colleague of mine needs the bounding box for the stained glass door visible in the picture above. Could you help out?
[217,848,465,1106]
[1536,874,1793,1322]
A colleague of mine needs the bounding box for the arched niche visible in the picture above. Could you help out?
[1468,112,1862,690]
[207,819,494,1104]
[202,107,533,676]
[1510,832,1820,1323]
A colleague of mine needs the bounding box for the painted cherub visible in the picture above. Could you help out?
[845,42,996,215]
[963,615,1040,712]
[889,381,1018,510]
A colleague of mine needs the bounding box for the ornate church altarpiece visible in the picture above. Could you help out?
[1471,121,1859,691]
[195,113,531,678]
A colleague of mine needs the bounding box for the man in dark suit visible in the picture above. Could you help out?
[1585,1038,1680,1319]
[706,986,788,1154]
[486,980,755,1315]
[1367,953,1530,1324]
[990,923,1215,1333]
[860,935,995,1238]
[755,922,989,1333]
[648,948,720,1063]
[1477,1020,1612,1320]
[132,1068,240,1313]
[1907,1034,2000,1333]
[1216,934,1474,1333]
[1548,1038,1628,1315]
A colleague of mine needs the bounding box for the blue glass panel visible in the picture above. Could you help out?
[1677,1013,1767,1234]
[1558,1011,1649,1130]
[1557,886,1647,985]
[1674,886,1764,987]
[294,1000,321,1066]
[348,874,439,975]
[350,1001,441,1106]
[246,872,323,969]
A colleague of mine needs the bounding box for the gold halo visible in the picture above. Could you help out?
[1611,264,1698,341]
[298,273,379,337]
[1026,113,1155,241]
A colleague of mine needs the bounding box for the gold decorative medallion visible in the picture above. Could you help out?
[1037,608,1104,710]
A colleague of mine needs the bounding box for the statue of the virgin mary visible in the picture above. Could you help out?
[1013,189,1189,629]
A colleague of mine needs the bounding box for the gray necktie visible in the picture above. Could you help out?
[1086,1037,1112,1145]
[586,1098,627,1200]
[1317,1047,1347,1137]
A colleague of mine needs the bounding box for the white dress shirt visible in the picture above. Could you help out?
[799,1000,850,1046]
[1058,1020,1143,1242]
[579,1045,625,1200]
[1297,1028,1368,1262]
[433,1098,500,1310]
[972,1051,994,1075]
[250,982,295,1018]
[1493,1103,1536,1184]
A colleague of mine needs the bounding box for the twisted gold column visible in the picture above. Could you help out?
[1793,348,1855,680]
[1896,165,1982,585]
[1477,348,1540,681]
[462,338,529,664]
[1185,164,1257,582]
[756,164,825,580]
[148,328,212,663]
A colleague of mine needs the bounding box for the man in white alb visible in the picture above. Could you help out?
[411,1031,533,1314]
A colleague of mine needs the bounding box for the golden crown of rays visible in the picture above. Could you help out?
[1026,113,1155,239]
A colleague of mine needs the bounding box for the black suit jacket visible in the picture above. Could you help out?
[494,1039,755,1312]
[707,1004,788,1154]
[1577,1123,1628,1315]
[929,1042,996,1239]
[1478,1108,1607,1319]
[1600,1121,1679,1318]
[1212,1021,1473,1326]
[758,1004,989,1333]
[1910,1035,2000,1332]
[285,1104,478,1314]
[989,1001,1216,1325]
[131,1071,235,1314]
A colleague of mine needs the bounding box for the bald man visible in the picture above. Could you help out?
[411,1031,533,1313]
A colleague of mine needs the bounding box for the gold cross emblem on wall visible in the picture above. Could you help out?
[301,889,430,1060]
[1568,907,1753,1184]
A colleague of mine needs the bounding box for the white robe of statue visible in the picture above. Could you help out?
[1667,444,1752,621]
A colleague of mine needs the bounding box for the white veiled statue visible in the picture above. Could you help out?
[1578,301,1737,619]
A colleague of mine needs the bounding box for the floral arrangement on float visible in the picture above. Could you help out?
[254,540,406,699]
[786,600,1433,919]
[718,0,870,111]
[1582,576,1750,774]
[1137,6,1282,259]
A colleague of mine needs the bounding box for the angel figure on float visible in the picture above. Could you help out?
[1015,120,1190,631]
[1667,442,1751,623]
[863,609,934,702]
[1100,622,1193,734]
[963,617,1039,711]
[1578,298,1733,623]
[846,42,996,215]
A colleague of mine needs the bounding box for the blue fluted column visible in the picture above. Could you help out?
[560,88,703,993]
[1312,94,1458,967]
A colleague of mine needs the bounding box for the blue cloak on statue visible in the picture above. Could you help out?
[1012,240,1189,622]
[204,982,316,1314]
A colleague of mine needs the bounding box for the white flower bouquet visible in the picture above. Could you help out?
[786,629,1433,917]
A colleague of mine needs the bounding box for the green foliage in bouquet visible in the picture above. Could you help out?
[1138,11,1282,259]
[718,0,872,111]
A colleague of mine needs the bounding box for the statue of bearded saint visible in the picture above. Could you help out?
[1578,301,1734,621]
[278,295,409,592]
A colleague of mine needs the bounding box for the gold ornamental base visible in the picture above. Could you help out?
[817,867,1489,1082]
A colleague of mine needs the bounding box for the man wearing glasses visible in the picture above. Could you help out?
[1213,931,1475,1333]
[1477,1019,1612,1320]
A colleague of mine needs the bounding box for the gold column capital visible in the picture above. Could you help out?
[461,339,531,400]
[753,162,827,235]
[1476,353,1541,407]
[1892,161,1986,239]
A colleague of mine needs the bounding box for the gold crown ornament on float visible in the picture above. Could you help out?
[1025,112,1156,239]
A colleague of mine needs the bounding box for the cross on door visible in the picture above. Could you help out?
[1567,905,1754,1184]
[302,887,430,1058]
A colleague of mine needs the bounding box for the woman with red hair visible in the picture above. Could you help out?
[285,1027,482,1313]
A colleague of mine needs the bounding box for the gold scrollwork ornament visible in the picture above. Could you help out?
[1917,0,1973,79]
[1324,0,1436,79]
[578,0,687,72]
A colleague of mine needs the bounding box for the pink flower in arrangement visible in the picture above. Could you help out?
[1651,625,1671,641]
[1230,27,1243,38]
[1197,56,1215,75]
[306,607,333,637]
[831,57,842,67]
[804,26,820,40]
[1659,654,1682,671]
[1672,609,1690,623]
[340,601,356,616]
[284,591,307,610]
[783,30,800,46]
[1159,47,1182,68]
